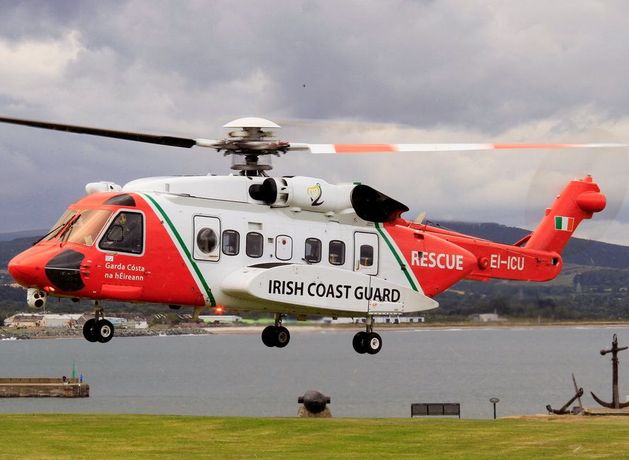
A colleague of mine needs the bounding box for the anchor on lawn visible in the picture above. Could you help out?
[546,373,584,415]
[591,334,629,409]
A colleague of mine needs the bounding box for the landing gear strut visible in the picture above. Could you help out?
[82,301,115,344]
[352,317,382,355]
[261,313,290,348]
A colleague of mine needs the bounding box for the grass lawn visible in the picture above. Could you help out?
[1,414,628,459]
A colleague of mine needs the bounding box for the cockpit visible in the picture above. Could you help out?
[42,209,111,245]
[41,205,144,255]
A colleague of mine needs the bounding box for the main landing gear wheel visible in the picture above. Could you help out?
[364,332,382,354]
[352,317,382,355]
[261,325,291,348]
[352,331,367,354]
[262,325,276,347]
[275,326,290,348]
[352,331,382,354]
[261,314,291,348]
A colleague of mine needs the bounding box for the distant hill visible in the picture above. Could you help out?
[0,236,39,268]
[0,229,46,242]
[434,221,629,269]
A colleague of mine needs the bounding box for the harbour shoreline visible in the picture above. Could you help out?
[2,320,629,340]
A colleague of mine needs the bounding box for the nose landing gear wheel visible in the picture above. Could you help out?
[97,319,115,343]
[83,319,99,343]
[83,301,116,343]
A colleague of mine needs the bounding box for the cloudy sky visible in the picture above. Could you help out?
[2,0,629,244]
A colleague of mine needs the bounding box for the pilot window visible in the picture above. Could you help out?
[329,240,345,265]
[99,211,144,254]
[246,232,264,258]
[304,238,321,263]
[360,244,374,267]
[222,230,240,256]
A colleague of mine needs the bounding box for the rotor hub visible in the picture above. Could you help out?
[218,118,287,176]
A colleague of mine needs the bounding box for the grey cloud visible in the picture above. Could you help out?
[2,1,629,244]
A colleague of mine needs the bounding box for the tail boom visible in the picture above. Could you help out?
[401,176,604,285]
[413,228,563,283]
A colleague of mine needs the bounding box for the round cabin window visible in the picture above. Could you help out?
[197,228,218,254]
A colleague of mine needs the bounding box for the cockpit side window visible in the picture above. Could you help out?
[99,211,144,254]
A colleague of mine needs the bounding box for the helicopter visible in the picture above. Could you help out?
[1,115,617,354]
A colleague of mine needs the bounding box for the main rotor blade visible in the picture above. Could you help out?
[0,115,204,148]
[289,142,629,154]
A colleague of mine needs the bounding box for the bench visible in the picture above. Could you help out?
[411,403,460,418]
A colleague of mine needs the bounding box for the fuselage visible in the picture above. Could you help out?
[8,174,591,319]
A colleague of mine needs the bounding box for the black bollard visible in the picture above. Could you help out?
[298,390,331,417]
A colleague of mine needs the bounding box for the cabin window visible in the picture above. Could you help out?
[329,240,345,265]
[193,215,221,262]
[99,211,144,254]
[354,232,379,275]
[222,230,240,256]
[359,244,374,267]
[196,228,218,254]
[304,238,322,263]
[246,232,264,258]
[275,235,293,261]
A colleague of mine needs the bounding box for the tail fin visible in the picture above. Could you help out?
[524,176,606,253]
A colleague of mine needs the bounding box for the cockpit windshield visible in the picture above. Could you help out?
[40,209,78,242]
[41,209,113,246]
[60,209,113,246]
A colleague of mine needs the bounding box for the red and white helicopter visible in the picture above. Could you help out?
[1,115,618,354]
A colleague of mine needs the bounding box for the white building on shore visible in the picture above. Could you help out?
[320,315,425,325]
[4,313,83,328]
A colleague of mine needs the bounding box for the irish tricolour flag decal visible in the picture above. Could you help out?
[555,216,575,232]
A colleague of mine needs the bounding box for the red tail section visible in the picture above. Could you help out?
[524,176,606,253]
[398,175,606,287]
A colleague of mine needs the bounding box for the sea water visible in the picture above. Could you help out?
[0,326,626,419]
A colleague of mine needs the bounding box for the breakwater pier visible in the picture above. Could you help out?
[0,378,89,398]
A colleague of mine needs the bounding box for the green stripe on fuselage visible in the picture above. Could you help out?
[142,193,216,306]
[375,222,418,292]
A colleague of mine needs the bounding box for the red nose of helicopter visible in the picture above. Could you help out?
[8,250,48,288]
[8,245,86,293]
